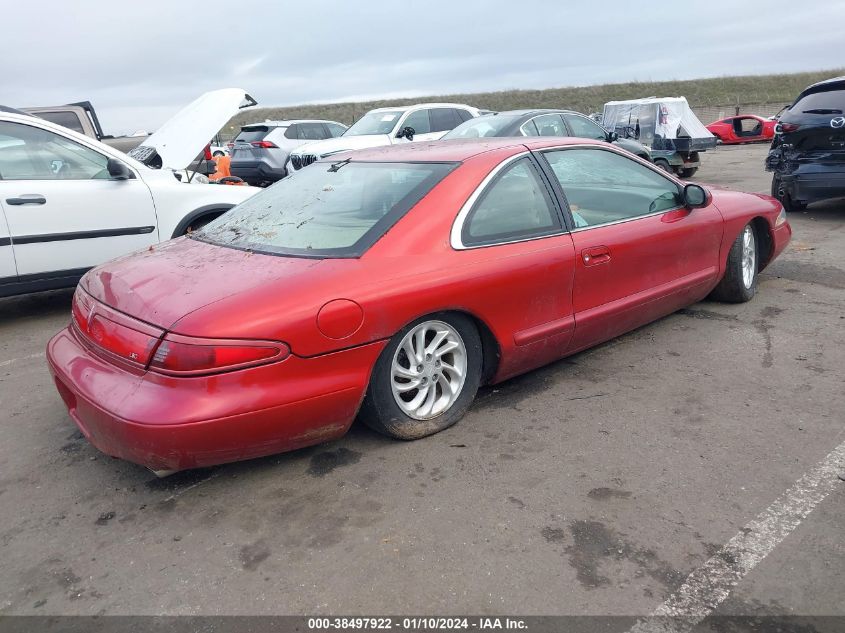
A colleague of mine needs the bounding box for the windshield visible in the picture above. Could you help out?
[442,115,520,139]
[343,110,403,136]
[194,161,457,258]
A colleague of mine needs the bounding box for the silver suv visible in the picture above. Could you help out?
[230,119,347,186]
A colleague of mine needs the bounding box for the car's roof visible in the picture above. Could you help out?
[336,137,604,163]
[493,108,580,117]
[798,76,845,98]
[242,119,344,128]
[367,103,476,114]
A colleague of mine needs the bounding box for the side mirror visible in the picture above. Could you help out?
[396,126,415,141]
[683,183,708,209]
[107,158,132,180]
[606,131,618,142]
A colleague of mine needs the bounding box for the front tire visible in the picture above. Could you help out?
[359,314,482,440]
[710,223,759,303]
[680,167,698,178]
[654,159,672,173]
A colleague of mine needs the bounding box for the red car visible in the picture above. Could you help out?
[47,138,791,475]
[706,115,776,144]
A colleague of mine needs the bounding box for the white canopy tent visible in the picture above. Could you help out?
[602,97,714,150]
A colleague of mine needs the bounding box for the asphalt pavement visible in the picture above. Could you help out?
[0,144,842,625]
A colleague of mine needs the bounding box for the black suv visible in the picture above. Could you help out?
[767,76,845,211]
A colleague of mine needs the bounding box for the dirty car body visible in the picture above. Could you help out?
[47,138,791,474]
[766,76,845,211]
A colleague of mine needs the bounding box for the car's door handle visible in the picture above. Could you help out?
[6,194,46,206]
[582,246,611,266]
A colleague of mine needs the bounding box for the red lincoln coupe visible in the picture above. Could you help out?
[47,138,791,475]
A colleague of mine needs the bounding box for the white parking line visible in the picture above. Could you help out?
[0,352,45,368]
[629,439,845,633]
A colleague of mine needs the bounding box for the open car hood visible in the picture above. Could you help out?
[128,88,256,170]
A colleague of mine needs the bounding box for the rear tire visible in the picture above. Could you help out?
[359,314,482,440]
[710,223,759,303]
[771,175,806,212]
[680,167,698,178]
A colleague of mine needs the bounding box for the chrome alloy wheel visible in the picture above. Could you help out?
[390,320,468,420]
[741,225,756,289]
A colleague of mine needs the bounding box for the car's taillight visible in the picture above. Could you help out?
[777,122,801,134]
[72,288,163,366]
[148,334,289,376]
[71,287,93,335]
[250,140,278,148]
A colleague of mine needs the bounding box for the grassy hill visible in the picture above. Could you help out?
[223,68,843,137]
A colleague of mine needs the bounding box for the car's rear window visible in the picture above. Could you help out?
[193,161,458,258]
[792,88,845,114]
[235,126,272,142]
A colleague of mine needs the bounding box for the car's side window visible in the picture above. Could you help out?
[401,110,431,135]
[562,114,607,141]
[0,121,109,181]
[297,123,327,140]
[456,109,473,123]
[530,114,568,137]
[462,157,560,247]
[543,148,681,229]
[520,119,541,136]
[430,108,461,133]
[326,123,347,137]
[283,124,299,139]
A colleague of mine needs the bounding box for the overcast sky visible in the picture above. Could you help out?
[6,0,842,134]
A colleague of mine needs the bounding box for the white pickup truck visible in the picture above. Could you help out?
[0,89,259,297]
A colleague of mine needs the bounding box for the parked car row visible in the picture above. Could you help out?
[230,104,659,186]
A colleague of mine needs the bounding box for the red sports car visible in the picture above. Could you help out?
[706,115,776,144]
[47,138,791,475]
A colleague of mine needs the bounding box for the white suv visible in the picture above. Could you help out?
[287,103,480,172]
[0,103,258,297]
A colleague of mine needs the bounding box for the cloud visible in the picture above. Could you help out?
[4,0,840,134]
[231,56,267,76]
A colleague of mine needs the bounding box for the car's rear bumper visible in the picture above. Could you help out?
[784,172,845,205]
[46,326,385,472]
[230,161,286,183]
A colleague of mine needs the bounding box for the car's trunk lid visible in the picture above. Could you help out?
[81,237,324,331]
